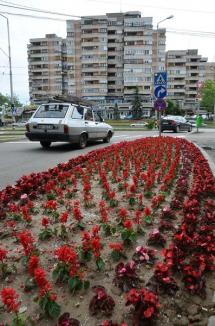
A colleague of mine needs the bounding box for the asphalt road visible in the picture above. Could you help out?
[0,129,214,190]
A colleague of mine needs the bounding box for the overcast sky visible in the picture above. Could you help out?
[0,0,215,104]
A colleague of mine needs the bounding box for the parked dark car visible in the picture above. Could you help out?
[161,116,192,133]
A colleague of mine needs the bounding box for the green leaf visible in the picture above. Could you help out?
[46,300,61,319]
[68,277,83,294]
[121,230,128,241]
[39,295,49,311]
[129,231,137,242]
[52,264,69,283]
[83,280,90,290]
[111,250,121,262]
[129,197,136,206]
[39,228,53,241]
[96,257,105,271]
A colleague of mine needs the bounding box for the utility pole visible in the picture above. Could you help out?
[0,14,14,108]
[156,15,174,136]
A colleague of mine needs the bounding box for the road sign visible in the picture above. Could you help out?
[154,72,167,86]
[154,99,166,111]
[154,85,167,99]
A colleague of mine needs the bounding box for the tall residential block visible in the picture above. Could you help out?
[65,12,165,105]
[28,34,67,103]
[28,12,165,107]
[166,49,207,111]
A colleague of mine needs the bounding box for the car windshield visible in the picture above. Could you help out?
[34,104,69,118]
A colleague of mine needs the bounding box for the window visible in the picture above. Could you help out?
[94,112,101,122]
[72,106,84,119]
[85,108,94,121]
[34,104,69,118]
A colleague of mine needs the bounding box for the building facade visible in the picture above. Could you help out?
[28,12,165,113]
[166,49,207,111]
[28,34,67,103]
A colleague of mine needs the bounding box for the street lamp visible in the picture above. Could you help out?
[156,15,174,71]
[0,13,14,107]
[156,15,174,136]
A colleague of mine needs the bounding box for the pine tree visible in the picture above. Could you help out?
[131,87,142,119]
[113,103,120,120]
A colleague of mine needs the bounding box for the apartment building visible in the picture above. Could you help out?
[166,49,207,111]
[28,34,66,103]
[28,12,165,110]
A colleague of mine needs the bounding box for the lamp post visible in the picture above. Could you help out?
[156,15,174,136]
[0,14,14,108]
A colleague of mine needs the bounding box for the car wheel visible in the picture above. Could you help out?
[40,141,51,148]
[103,131,112,143]
[79,133,87,149]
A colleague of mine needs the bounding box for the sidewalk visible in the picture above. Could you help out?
[187,129,215,175]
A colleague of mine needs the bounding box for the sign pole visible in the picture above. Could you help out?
[158,111,162,136]
[154,72,167,136]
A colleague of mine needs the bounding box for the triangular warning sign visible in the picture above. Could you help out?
[156,74,166,85]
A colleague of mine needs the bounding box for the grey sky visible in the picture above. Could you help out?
[0,0,215,104]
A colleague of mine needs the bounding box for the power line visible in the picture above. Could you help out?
[167,29,215,38]
[1,10,215,38]
[0,0,81,18]
[0,10,67,21]
[0,65,26,68]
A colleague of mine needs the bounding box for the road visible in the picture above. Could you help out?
[0,129,214,190]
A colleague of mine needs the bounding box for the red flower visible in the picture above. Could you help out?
[34,267,53,297]
[123,219,133,230]
[118,208,128,220]
[144,206,151,216]
[60,211,69,224]
[144,306,154,318]
[0,287,20,312]
[41,216,49,228]
[92,225,100,236]
[72,201,82,222]
[44,200,57,210]
[91,237,102,258]
[125,288,140,304]
[109,243,124,252]
[28,255,39,276]
[55,245,77,265]
[17,231,35,256]
[0,248,7,262]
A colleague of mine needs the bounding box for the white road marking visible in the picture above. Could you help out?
[112,135,127,138]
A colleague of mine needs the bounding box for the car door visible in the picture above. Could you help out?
[180,117,188,130]
[93,112,105,138]
[84,108,97,139]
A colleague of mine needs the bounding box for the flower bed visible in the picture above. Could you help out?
[0,136,214,326]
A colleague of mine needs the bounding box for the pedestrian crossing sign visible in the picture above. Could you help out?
[154,72,167,86]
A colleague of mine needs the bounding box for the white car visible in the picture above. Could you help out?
[25,103,114,148]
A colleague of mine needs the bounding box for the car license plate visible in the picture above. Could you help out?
[38,124,53,130]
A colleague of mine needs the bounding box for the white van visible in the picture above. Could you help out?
[25,103,113,148]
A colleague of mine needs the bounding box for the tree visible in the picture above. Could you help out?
[131,86,142,119]
[165,99,182,115]
[200,80,215,113]
[113,103,120,120]
[0,93,22,107]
